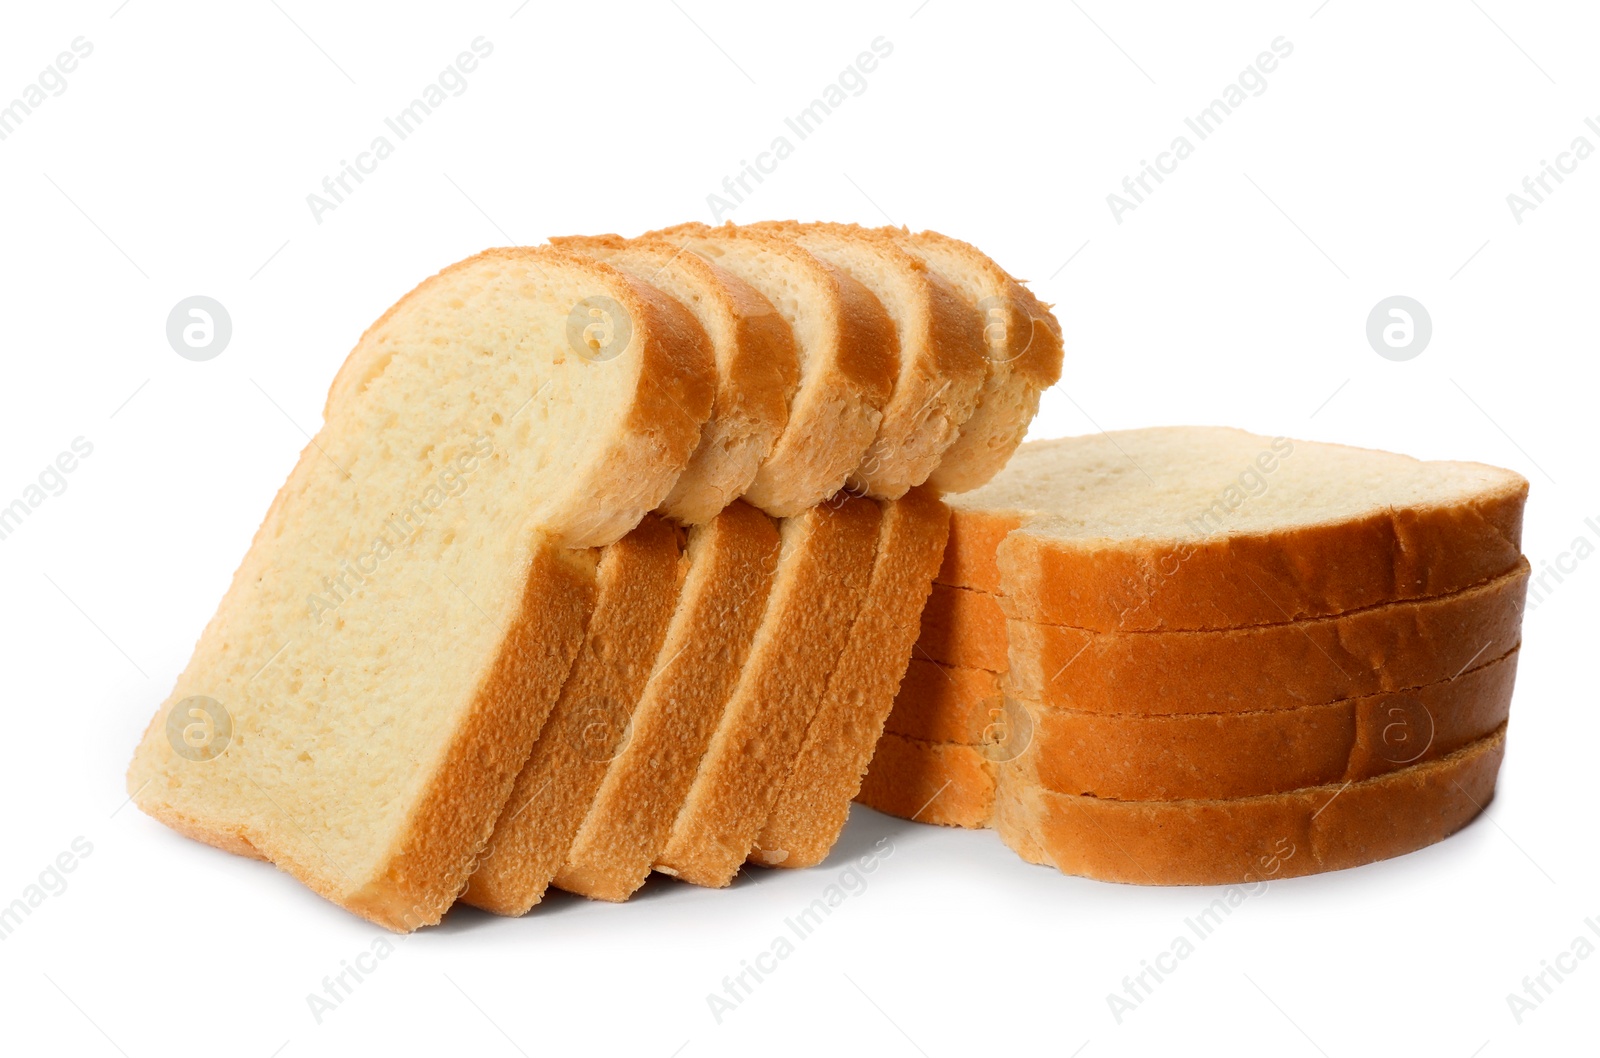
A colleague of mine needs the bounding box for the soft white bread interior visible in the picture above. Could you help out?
[127,247,714,930]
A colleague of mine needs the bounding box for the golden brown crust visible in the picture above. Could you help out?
[885,659,1005,744]
[1014,647,1517,801]
[998,476,1529,632]
[917,582,1010,671]
[556,502,781,901]
[896,228,1064,494]
[657,495,883,887]
[750,222,988,498]
[462,518,684,916]
[995,725,1507,886]
[937,508,1025,593]
[346,543,599,931]
[565,261,716,546]
[752,487,951,869]
[552,234,800,524]
[856,732,995,829]
[647,222,897,516]
[1006,560,1529,714]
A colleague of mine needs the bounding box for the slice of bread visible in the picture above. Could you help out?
[750,222,988,498]
[555,501,781,901]
[649,222,898,516]
[856,733,996,829]
[957,428,1527,631]
[656,495,883,887]
[994,725,1507,885]
[897,229,1064,494]
[128,248,715,930]
[462,515,686,916]
[552,234,801,524]
[884,659,1004,744]
[1013,646,1517,800]
[751,486,951,870]
[1007,560,1529,714]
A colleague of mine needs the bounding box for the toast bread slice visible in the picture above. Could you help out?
[749,222,988,497]
[555,502,781,901]
[972,428,1528,631]
[128,248,713,930]
[649,222,898,516]
[463,515,685,915]
[1013,646,1517,800]
[655,495,882,886]
[751,486,951,869]
[896,229,1064,494]
[994,725,1507,885]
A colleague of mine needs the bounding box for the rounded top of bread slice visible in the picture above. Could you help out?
[551,234,800,525]
[897,229,1064,493]
[129,246,715,929]
[648,221,898,516]
[749,221,988,499]
[324,246,715,546]
[963,427,1528,630]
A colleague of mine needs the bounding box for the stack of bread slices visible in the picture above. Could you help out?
[862,427,1530,884]
[127,221,1063,930]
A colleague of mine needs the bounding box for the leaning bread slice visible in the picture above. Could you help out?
[127,248,714,930]
[552,234,800,524]
[994,724,1507,885]
[896,228,1064,494]
[856,732,997,829]
[555,501,781,902]
[1013,646,1517,801]
[648,222,898,516]
[1006,559,1529,714]
[752,486,950,869]
[964,428,1527,631]
[750,222,987,498]
[656,495,882,887]
[463,515,685,916]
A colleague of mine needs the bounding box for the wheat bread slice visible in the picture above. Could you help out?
[749,222,988,498]
[885,658,1005,744]
[656,495,883,886]
[1007,560,1529,714]
[648,222,898,516]
[856,732,996,829]
[462,515,685,915]
[552,234,800,524]
[994,724,1507,885]
[953,428,1528,631]
[1012,646,1517,801]
[127,248,714,930]
[554,501,781,901]
[751,486,951,869]
[896,229,1064,494]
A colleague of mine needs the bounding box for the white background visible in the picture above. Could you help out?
[0,1,1595,1055]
